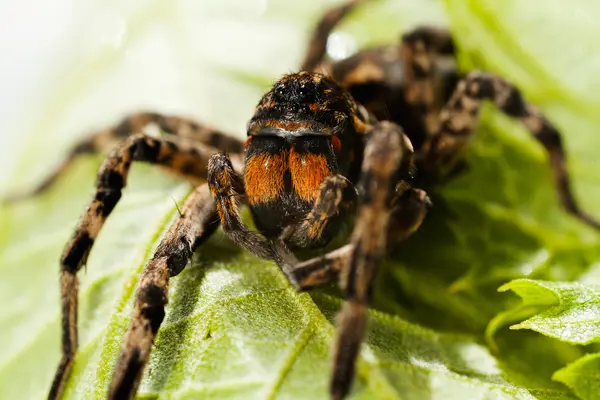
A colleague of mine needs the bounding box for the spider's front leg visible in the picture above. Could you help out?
[425,70,600,230]
[272,174,358,289]
[330,121,415,399]
[49,134,230,399]
[281,174,357,248]
[207,122,424,400]
[207,152,361,290]
[271,183,429,293]
[207,153,274,259]
[109,184,219,399]
[206,153,358,287]
[282,185,430,293]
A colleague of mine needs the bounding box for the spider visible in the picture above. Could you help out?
[20,0,596,399]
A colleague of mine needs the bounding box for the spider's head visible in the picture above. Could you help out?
[247,71,366,139]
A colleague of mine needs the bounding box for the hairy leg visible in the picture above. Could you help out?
[401,26,456,136]
[282,174,357,248]
[207,154,359,289]
[6,112,242,201]
[276,184,429,291]
[207,153,274,260]
[108,185,218,399]
[331,121,413,399]
[267,174,357,290]
[49,135,219,399]
[425,70,600,230]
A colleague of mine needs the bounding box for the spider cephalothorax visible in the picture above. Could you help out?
[11,1,595,400]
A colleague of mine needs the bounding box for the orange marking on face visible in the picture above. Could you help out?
[264,120,314,132]
[258,100,276,110]
[244,136,252,149]
[308,103,331,113]
[289,149,330,202]
[244,152,288,205]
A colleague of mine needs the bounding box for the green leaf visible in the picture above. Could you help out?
[487,278,600,400]
[554,353,600,400]
[497,279,600,345]
[2,0,600,399]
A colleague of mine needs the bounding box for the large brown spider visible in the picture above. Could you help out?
[26,0,598,399]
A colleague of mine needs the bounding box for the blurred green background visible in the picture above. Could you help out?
[1,0,600,399]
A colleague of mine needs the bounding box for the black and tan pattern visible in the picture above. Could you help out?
[24,1,598,400]
[401,26,456,136]
[424,70,600,229]
[289,244,353,290]
[49,134,219,399]
[281,174,357,248]
[331,122,410,399]
[4,112,242,202]
[108,185,218,399]
[207,152,274,260]
[282,187,430,293]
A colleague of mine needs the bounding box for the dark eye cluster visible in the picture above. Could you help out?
[271,100,312,116]
[271,79,318,115]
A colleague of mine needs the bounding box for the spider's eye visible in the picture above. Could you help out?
[298,84,306,96]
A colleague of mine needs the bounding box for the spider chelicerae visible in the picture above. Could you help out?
[16,1,596,399]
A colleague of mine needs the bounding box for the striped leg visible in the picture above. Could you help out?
[48,134,220,399]
[401,26,456,136]
[6,112,242,202]
[108,184,218,400]
[207,155,358,290]
[282,174,357,248]
[274,187,429,291]
[331,121,413,399]
[425,70,600,230]
[207,153,274,261]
